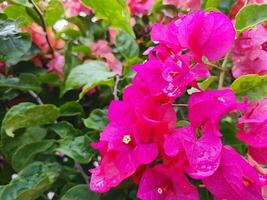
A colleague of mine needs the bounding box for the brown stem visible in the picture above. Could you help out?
[113,74,120,100]
[29,0,54,54]
[28,90,43,105]
[218,53,229,89]
[75,162,89,185]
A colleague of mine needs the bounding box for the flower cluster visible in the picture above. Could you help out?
[89,10,267,199]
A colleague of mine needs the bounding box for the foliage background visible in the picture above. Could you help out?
[0,0,266,199]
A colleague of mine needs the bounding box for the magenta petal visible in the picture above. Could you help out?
[134,143,158,164]
[203,147,263,200]
[164,132,182,157]
[89,152,133,193]
[177,10,235,61]
[249,146,267,164]
[181,127,222,179]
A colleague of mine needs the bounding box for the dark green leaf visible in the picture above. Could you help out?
[60,101,84,117]
[1,102,60,137]
[0,20,32,64]
[81,0,134,37]
[231,74,267,101]
[61,184,99,200]
[0,162,61,200]
[0,73,41,93]
[57,135,93,163]
[83,108,108,131]
[116,31,139,59]
[12,140,55,171]
[1,126,47,160]
[49,121,81,138]
[235,4,267,33]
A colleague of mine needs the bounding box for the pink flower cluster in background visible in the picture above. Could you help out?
[232,24,267,78]
[62,0,91,18]
[89,10,267,199]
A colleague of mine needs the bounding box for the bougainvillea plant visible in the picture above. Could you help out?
[0,0,267,199]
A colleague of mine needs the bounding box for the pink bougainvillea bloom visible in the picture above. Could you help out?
[164,126,222,179]
[203,146,264,200]
[163,0,201,11]
[232,24,267,78]
[47,52,65,80]
[22,23,64,54]
[127,0,155,16]
[137,165,199,200]
[133,55,209,100]
[237,98,267,148]
[62,0,91,18]
[91,40,123,74]
[90,97,177,192]
[177,10,236,62]
[249,147,267,165]
[188,89,243,133]
[229,0,267,19]
[90,151,136,192]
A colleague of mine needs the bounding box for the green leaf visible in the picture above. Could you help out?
[0,73,41,93]
[61,185,99,200]
[49,121,81,138]
[0,162,61,200]
[57,135,93,163]
[0,20,32,64]
[204,0,221,9]
[12,140,55,171]
[60,101,84,117]
[44,0,64,26]
[235,4,267,33]
[10,0,32,7]
[39,72,61,87]
[4,4,34,26]
[231,74,267,101]
[81,0,134,37]
[83,108,108,131]
[1,126,47,160]
[63,61,115,99]
[116,31,139,59]
[2,103,60,137]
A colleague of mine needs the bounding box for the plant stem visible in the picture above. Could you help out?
[218,53,229,89]
[113,74,120,100]
[172,103,188,107]
[29,0,54,54]
[75,162,89,185]
[28,90,44,105]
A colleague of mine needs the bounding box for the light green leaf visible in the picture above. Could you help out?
[57,135,93,163]
[4,4,34,26]
[205,0,221,9]
[12,140,55,171]
[231,74,267,101]
[81,0,134,37]
[0,73,41,93]
[83,108,108,131]
[2,103,60,137]
[61,185,99,200]
[60,101,84,117]
[0,162,61,200]
[235,4,267,33]
[116,31,139,59]
[44,0,65,26]
[10,0,32,7]
[0,20,32,64]
[63,61,115,99]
